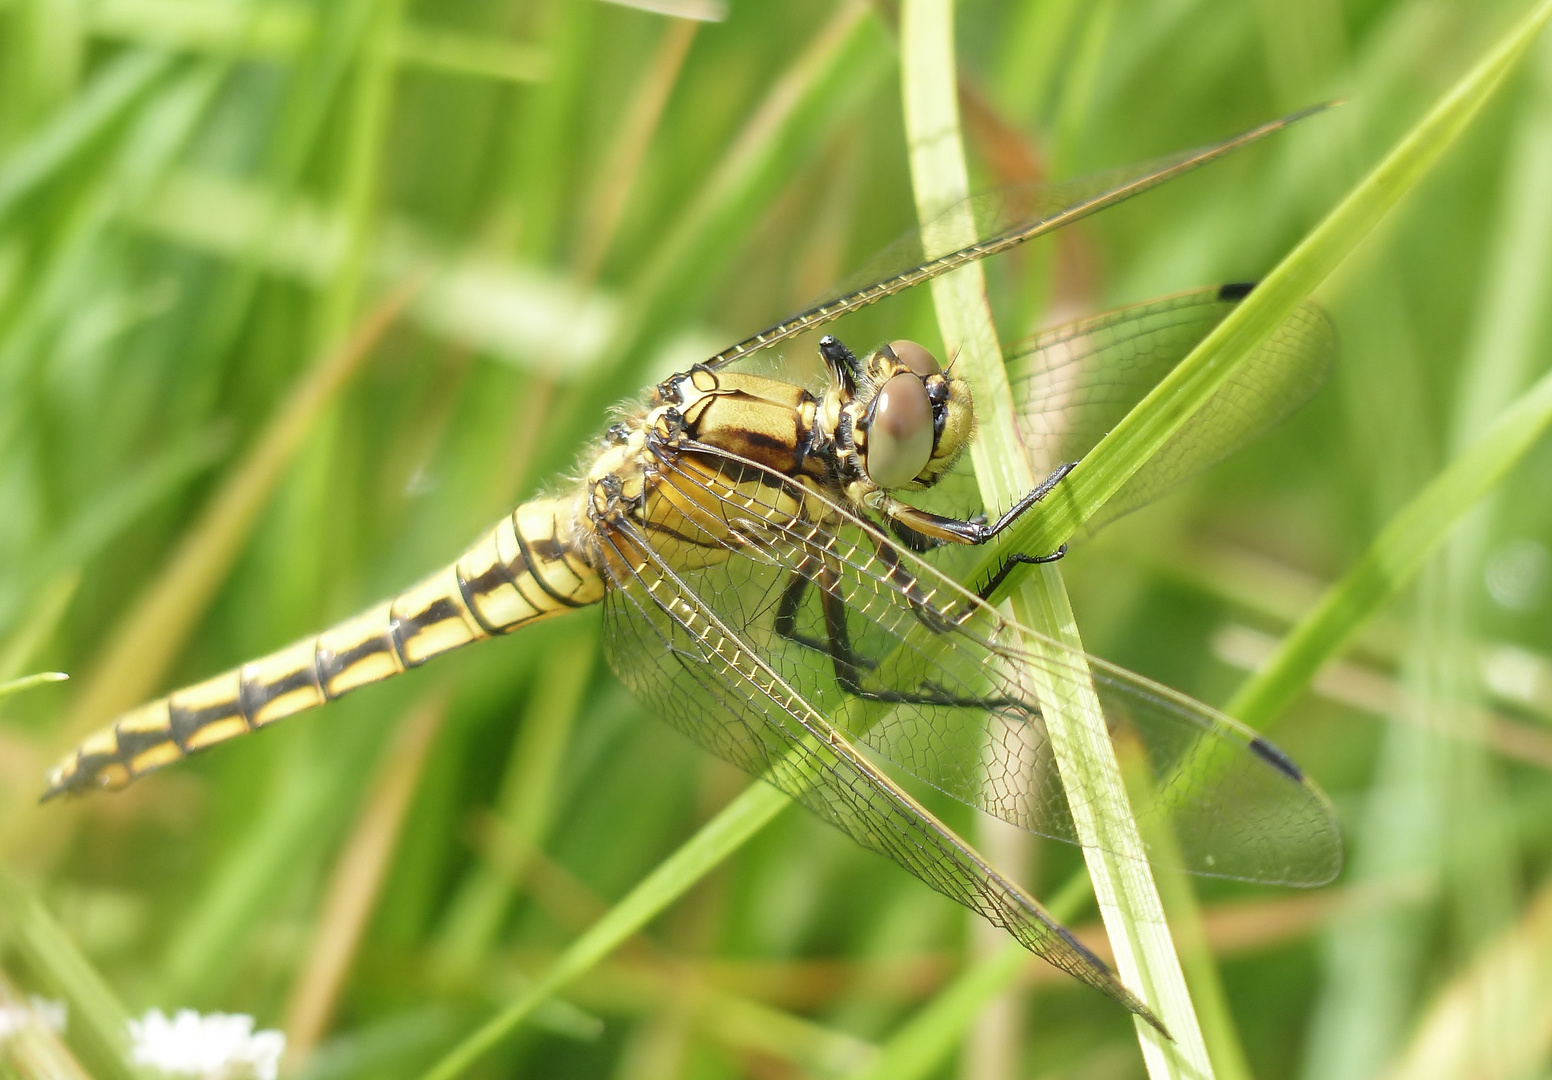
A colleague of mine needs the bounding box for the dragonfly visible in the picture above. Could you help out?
[46,109,1342,1026]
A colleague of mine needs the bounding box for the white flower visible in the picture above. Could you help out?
[0,997,67,1042]
[127,1009,285,1080]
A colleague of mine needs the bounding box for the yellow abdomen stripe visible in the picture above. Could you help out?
[45,496,601,798]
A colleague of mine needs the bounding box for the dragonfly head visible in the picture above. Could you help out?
[850,339,974,492]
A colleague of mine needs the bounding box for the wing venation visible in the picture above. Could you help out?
[622,441,1342,887]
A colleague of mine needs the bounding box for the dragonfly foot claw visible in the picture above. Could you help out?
[975,546,1069,601]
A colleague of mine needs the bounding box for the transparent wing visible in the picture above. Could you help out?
[1008,286,1337,532]
[705,104,1330,371]
[594,509,1153,1021]
[626,440,1342,887]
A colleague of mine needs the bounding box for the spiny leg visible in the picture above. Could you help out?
[814,562,1034,715]
[975,545,1069,602]
[773,566,828,655]
[974,460,1078,541]
[774,563,878,671]
[883,461,1077,547]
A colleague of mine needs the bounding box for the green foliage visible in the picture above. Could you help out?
[4,1,1552,1079]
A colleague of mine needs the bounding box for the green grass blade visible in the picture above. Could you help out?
[417,782,792,1080]
[901,0,1202,1071]
[1304,36,1552,1075]
[283,693,449,1063]
[1224,3,1552,730]
[1381,875,1552,1079]
[528,0,888,479]
[152,12,415,1003]
[990,0,1552,569]
[0,672,67,701]
[0,575,78,684]
[848,873,1093,1080]
[389,24,547,84]
[85,0,310,58]
[84,0,548,84]
[430,627,597,978]
[0,50,172,224]
[310,0,404,353]
[128,172,628,376]
[0,862,138,1080]
[0,62,227,454]
[0,967,93,1080]
[0,427,228,636]
[65,282,417,733]
[1227,359,1552,728]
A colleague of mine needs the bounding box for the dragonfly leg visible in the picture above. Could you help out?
[881,461,1076,547]
[814,563,1032,715]
[888,517,953,553]
[773,568,831,654]
[975,545,1069,601]
[774,565,878,670]
[981,460,1078,539]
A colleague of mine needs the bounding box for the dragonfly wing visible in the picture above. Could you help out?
[641,441,1342,887]
[1007,287,1337,532]
[594,512,1154,1019]
[705,106,1331,371]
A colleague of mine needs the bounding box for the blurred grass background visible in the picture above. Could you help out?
[3,0,1552,1078]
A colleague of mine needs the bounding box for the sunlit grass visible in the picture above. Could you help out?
[4,1,1552,1079]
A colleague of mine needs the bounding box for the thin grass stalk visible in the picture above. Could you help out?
[848,873,1093,1080]
[1213,624,1552,770]
[877,876,1423,1080]
[899,0,1207,1074]
[960,818,1030,1080]
[1380,873,1552,1080]
[685,992,877,1076]
[417,782,792,1080]
[78,0,551,83]
[385,24,547,84]
[569,19,698,284]
[983,0,1552,571]
[144,282,422,1003]
[0,426,235,643]
[0,61,229,463]
[182,0,382,404]
[1430,20,1552,945]
[0,50,172,225]
[1226,359,1552,730]
[64,279,421,734]
[152,751,330,1002]
[0,969,90,1080]
[469,820,871,1073]
[282,692,449,1064]
[528,0,886,480]
[1140,807,1255,1080]
[611,0,870,321]
[1297,29,1552,1076]
[310,0,405,353]
[0,673,66,701]
[430,629,597,978]
[0,863,137,1080]
[0,576,78,685]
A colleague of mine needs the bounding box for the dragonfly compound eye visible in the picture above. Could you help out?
[866,372,935,489]
[888,339,940,376]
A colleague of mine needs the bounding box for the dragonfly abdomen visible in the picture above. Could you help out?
[44,494,602,798]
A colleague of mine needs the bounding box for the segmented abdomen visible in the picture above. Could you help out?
[45,495,601,798]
